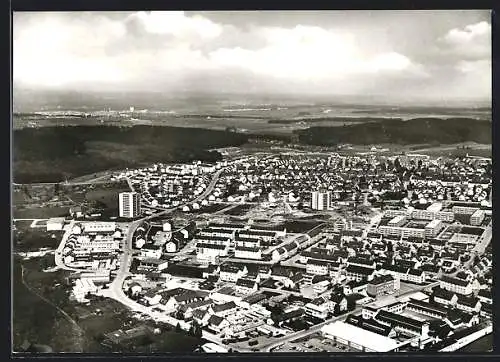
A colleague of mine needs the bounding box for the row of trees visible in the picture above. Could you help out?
[175,320,203,338]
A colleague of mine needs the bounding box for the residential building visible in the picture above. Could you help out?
[219,264,248,282]
[209,301,239,317]
[406,298,448,320]
[470,209,485,226]
[234,246,262,260]
[346,265,375,282]
[207,315,230,333]
[83,222,116,233]
[439,276,476,295]
[306,259,329,276]
[139,244,162,259]
[366,275,399,297]
[432,288,458,307]
[407,269,426,284]
[304,299,330,319]
[235,278,258,295]
[425,220,443,238]
[311,191,331,210]
[456,295,481,314]
[119,192,141,218]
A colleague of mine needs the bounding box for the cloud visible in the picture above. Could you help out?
[442,21,490,45]
[12,12,491,102]
[438,21,491,61]
[209,25,426,82]
[125,11,222,39]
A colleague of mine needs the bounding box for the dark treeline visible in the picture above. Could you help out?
[294,117,491,146]
[13,125,248,183]
[268,117,401,124]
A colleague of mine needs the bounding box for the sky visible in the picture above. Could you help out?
[13,10,492,104]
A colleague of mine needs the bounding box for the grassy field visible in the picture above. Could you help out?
[224,204,253,216]
[457,334,493,352]
[283,220,324,233]
[13,206,70,220]
[13,220,34,231]
[12,257,80,353]
[13,254,202,353]
[13,228,64,252]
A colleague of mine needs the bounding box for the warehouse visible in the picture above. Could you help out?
[321,321,402,352]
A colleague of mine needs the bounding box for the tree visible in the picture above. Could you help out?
[387,240,394,253]
[347,298,356,311]
[189,320,203,338]
[175,323,182,333]
[175,309,184,320]
[333,303,341,316]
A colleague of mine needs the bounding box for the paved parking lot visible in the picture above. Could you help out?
[272,335,356,353]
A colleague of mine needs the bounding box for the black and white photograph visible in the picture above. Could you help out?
[12,10,492,354]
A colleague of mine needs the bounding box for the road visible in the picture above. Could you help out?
[364,211,384,238]
[54,220,88,272]
[471,226,492,255]
[13,176,113,187]
[142,168,225,220]
[52,168,225,324]
[255,280,439,353]
[100,168,225,317]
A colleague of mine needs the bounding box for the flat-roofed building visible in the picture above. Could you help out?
[388,215,407,227]
[311,191,331,211]
[411,208,454,222]
[374,310,430,339]
[470,209,485,226]
[304,299,329,319]
[425,220,443,238]
[321,321,401,352]
[451,203,480,215]
[198,227,236,240]
[119,192,141,218]
[46,217,65,231]
[83,222,116,233]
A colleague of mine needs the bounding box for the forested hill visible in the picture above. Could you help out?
[13,125,248,183]
[294,118,491,146]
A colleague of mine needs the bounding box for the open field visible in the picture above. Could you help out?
[12,257,81,353]
[283,220,324,233]
[457,334,493,352]
[13,227,64,252]
[13,206,70,220]
[13,253,202,353]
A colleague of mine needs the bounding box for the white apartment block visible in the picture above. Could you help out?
[311,191,331,210]
[83,222,116,233]
[119,192,141,218]
[470,209,485,226]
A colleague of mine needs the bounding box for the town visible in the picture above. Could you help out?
[33,150,492,353]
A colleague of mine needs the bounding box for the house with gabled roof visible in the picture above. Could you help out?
[207,314,230,334]
[432,287,458,307]
[456,295,481,313]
